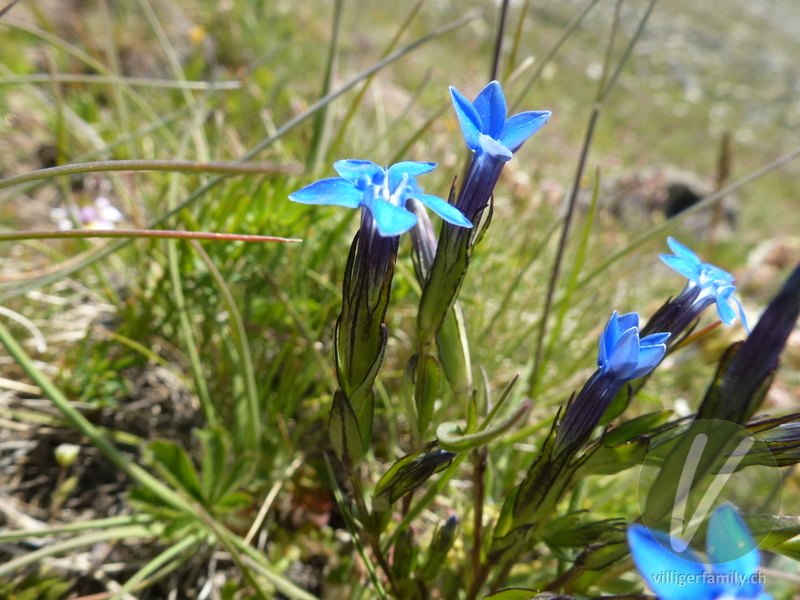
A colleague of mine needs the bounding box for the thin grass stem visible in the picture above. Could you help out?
[191,240,262,445]
[0,14,476,304]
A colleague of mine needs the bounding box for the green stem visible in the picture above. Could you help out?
[191,240,262,446]
[0,514,154,543]
[168,239,217,427]
[0,73,241,89]
[0,525,158,578]
[0,229,300,243]
[0,159,299,190]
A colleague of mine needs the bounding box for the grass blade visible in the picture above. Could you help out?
[0,13,477,304]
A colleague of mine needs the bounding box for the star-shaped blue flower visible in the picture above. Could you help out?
[450,80,551,161]
[289,160,472,237]
[660,237,749,331]
[555,312,669,453]
[629,505,773,600]
[599,312,670,381]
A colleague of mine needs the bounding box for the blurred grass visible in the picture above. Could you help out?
[0,0,799,597]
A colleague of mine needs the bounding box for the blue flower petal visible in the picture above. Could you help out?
[667,237,701,263]
[450,86,484,151]
[706,505,759,580]
[472,81,507,139]
[607,327,640,379]
[289,177,363,208]
[499,110,551,153]
[661,254,702,282]
[731,295,750,334]
[642,332,671,347]
[599,311,621,367]
[702,263,736,285]
[333,159,382,184]
[616,312,640,332]
[628,525,714,600]
[630,341,668,380]
[387,161,437,192]
[715,294,737,325]
[364,195,418,237]
[413,193,473,228]
[477,134,513,161]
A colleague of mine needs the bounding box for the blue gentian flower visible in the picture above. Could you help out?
[556,312,669,453]
[660,237,749,332]
[598,311,671,380]
[289,159,471,237]
[450,80,551,161]
[628,505,772,600]
[449,81,550,220]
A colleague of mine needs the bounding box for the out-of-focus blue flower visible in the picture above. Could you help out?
[599,312,671,380]
[555,312,669,453]
[450,81,551,161]
[628,505,772,600]
[289,159,471,237]
[660,237,749,332]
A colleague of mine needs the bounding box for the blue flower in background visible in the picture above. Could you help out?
[289,160,471,237]
[450,80,551,161]
[599,311,670,380]
[628,505,772,600]
[660,237,749,332]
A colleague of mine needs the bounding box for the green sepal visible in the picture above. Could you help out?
[599,383,634,426]
[419,515,459,582]
[436,302,473,409]
[415,353,441,436]
[329,389,366,466]
[493,486,520,541]
[604,410,673,447]
[772,538,800,561]
[751,515,800,548]
[574,537,629,572]
[373,441,455,514]
[392,529,416,581]
[487,523,532,564]
[541,514,625,548]
[578,438,649,476]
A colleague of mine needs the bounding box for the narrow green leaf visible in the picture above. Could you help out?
[604,410,673,447]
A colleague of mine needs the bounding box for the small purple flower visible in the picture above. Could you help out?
[660,237,749,332]
[51,197,124,230]
[289,160,471,238]
[628,505,772,600]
